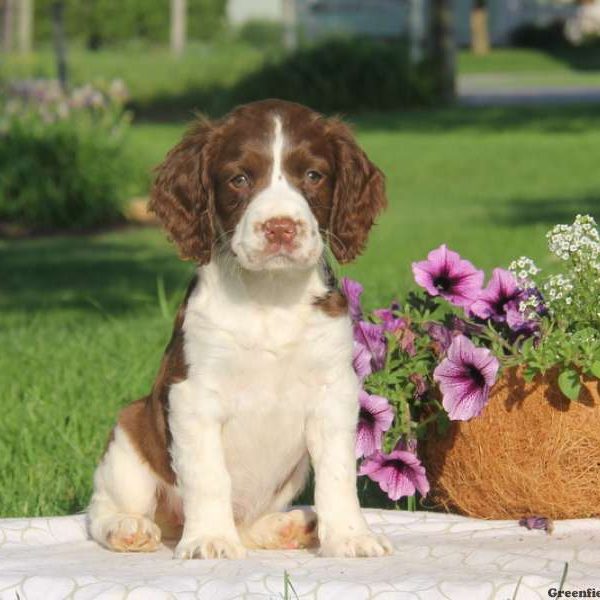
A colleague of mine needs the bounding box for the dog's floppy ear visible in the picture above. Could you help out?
[149,118,215,264]
[327,120,387,264]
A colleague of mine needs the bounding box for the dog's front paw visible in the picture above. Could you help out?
[174,535,247,560]
[320,533,393,558]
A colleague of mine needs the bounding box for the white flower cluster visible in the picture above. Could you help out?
[543,274,574,306]
[509,256,540,287]
[518,295,541,321]
[547,214,600,270]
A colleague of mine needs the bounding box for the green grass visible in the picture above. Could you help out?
[2,104,600,517]
[1,41,269,118]
[458,47,600,74]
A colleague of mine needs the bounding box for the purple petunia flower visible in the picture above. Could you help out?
[519,516,554,534]
[341,277,364,322]
[373,306,406,333]
[359,443,430,500]
[356,391,395,458]
[424,322,454,355]
[433,335,499,421]
[354,321,387,371]
[470,268,522,323]
[352,341,372,381]
[412,245,484,308]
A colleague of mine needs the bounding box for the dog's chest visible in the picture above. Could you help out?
[182,285,343,520]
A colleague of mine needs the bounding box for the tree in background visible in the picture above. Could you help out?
[2,0,34,54]
[51,0,67,89]
[1,0,15,52]
[170,0,186,56]
[33,0,225,49]
[431,0,456,104]
[470,0,489,55]
[18,0,33,52]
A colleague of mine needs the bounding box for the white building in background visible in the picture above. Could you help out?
[226,0,582,47]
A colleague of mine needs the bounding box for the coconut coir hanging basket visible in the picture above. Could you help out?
[420,367,600,520]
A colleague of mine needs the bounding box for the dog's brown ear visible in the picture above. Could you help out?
[149,118,215,264]
[327,120,387,264]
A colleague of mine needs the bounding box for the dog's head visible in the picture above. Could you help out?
[150,99,387,271]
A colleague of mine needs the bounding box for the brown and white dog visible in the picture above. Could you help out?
[87,99,391,559]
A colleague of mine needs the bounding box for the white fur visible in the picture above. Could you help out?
[88,116,392,559]
[87,426,161,550]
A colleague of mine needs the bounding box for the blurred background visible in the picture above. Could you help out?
[0,0,599,517]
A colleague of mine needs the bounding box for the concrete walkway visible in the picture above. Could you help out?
[459,73,600,106]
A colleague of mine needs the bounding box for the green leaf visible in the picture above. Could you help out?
[558,369,582,402]
[590,361,600,379]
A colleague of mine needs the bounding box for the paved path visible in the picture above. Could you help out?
[459,73,600,106]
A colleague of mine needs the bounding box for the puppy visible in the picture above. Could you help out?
[87,99,391,559]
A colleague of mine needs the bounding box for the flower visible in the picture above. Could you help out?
[509,256,540,288]
[341,277,363,322]
[359,443,430,500]
[356,391,395,458]
[373,304,406,333]
[409,372,428,399]
[518,516,553,534]
[352,341,372,381]
[470,268,522,323]
[412,245,484,308]
[547,214,600,263]
[354,321,387,371]
[433,335,499,421]
[424,322,453,355]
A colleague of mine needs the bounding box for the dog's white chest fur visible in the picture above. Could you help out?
[173,260,353,524]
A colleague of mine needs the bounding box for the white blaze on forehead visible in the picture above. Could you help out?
[270,116,285,185]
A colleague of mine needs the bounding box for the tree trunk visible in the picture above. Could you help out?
[431,0,456,104]
[282,0,297,51]
[470,1,489,55]
[2,0,15,53]
[51,1,68,90]
[409,0,426,64]
[170,0,186,57]
[18,0,33,54]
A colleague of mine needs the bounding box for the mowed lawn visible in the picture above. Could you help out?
[1,104,600,517]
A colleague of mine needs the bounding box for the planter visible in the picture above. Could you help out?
[420,367,600,520]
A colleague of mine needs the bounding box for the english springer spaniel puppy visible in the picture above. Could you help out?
[88,99,391,559]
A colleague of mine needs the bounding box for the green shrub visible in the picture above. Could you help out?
[235,20,285,51]
[0,80,132,230]
[34,0,227,47]
[229,37,435,113]
[510,20,569,50]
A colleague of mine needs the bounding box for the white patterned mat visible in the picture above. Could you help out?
[0,509,599,600]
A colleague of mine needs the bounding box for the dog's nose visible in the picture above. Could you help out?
[263,217,297,245]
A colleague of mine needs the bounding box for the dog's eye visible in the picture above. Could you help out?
[230,174,250,189]
[305,170,323,184]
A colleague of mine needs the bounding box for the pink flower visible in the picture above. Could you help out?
[352,341,372,381]
[470,268,522,323]
[359,443,430,501]
[373,305,406,333]
[354,321,387,371]
[341,277,363,322]
[433,335,499,421]
[356,391,394,458]
[412,245,484,308]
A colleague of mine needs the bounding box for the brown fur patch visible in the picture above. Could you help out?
[116,275,198,484]
[313,290,348,318]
